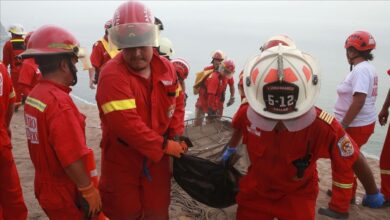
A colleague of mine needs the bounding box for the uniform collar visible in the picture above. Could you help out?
[247,106,317,132]
[40,79,72,93]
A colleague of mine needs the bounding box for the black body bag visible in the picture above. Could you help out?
[173,154,242,208]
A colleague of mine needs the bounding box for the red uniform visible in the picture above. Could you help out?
[218,77,234,116]
[380,125,390,201]
[206,71,230,113]
[24,80,90,219]
[90,37,117,71]
[2,37,26,105]
[18,58,41,96]
[0,62,28,220]
[96,52,184,219]
[233,104,359,219]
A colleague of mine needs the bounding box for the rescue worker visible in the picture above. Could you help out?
[194,50,233,125]
[204,50,236,110]
[221,45,384,219]
[20,25,102,219]
[18,31,42,97]
[0,62,28,220]
[171,58,190,105]
[195,59,235,125]
[2,24,26,112]
[378,69,390,205]
[333,31,378,203]
[96,1,186,219]
[89,19,119,88]
[238,35,297,101]
[158,37,174,60]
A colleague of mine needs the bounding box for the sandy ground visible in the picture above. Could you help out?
[9,103,390,220]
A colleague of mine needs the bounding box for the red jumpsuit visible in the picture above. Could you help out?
[90,37,118,72]
[233,105,359,220]
[2,37,26,105]
[18,58,41,96]
[24,80,90,219]
[380,125,390,201]
[0,62,28,220]
[96,52,184,220]
[218,77,234,116]
[206,71,229,114]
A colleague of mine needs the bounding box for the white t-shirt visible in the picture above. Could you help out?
[334,61,378,127]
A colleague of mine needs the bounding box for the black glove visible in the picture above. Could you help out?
[318,207,349,219]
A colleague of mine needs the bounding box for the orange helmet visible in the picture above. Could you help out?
[109,1,158,49]
[211,50,225,60]
[104,19,113,30]
[20,25,80,58]
[171,58,190,80]
[345,31,376,51]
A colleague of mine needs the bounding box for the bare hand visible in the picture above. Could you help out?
[89,79,96,89]
[378,108,389,126]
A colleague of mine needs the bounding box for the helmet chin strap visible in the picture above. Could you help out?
[67,58,78,86]
[348,55,360,71]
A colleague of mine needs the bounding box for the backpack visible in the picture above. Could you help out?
[193,69,213,95]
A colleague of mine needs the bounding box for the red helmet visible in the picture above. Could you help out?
[345,31,376,51]
[171,58,190,80]
[211,50,225,60]
[25,31,34,45]
[387,69,390,76]
[221,59,235,73]
[104,19,113,30]
[109,1,158,49]
[20,25,80,58]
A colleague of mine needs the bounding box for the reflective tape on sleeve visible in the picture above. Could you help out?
[176,85,182,97]
[101,99,136,114]
[9,89,15,99]
[332,180,353,189]
[26,96,47,112]
[381,169,390,175]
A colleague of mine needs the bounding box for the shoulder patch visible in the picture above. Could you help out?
[318,110,334,125]
[337,135,354,157]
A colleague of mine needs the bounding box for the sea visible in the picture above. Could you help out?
[1,1,390,157]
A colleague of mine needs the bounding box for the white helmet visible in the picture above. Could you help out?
[243,45,320,120]
[158,37,174,58]
[261,34,297,51]
[8,23,25,35]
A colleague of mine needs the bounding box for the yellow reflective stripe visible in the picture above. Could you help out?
[101,99,136,114]
[9,88,15,99]
[333,181,353,189]
[10,39,24,43]
[48,43,77,50]
[176,84,182,97]
[100,38,119,58]
[26,96,47,112]
[381,169,390,175]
